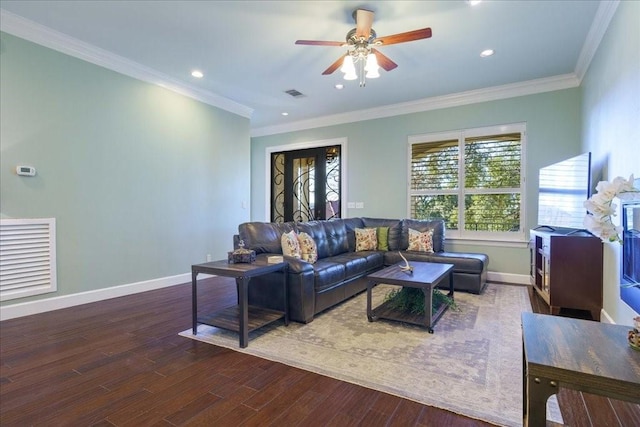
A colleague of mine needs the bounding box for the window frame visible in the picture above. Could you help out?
[407,123,526,243]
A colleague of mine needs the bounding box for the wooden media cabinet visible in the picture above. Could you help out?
[529,227,603,320]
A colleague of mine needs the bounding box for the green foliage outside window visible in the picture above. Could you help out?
[410,130,522,235]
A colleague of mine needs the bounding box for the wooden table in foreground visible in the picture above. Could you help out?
[522,312,640,427]
[366,261,454,333]
[191,259,288,348]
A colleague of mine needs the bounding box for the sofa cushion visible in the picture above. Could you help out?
[429,252,488,274]
[297,220,349,259]
[296,221,329,258]
[298,232,318,263]
[323,220,349,256]
[317,252,384,277]
[355,228,377,251]
[402,219,445,252]
[408,228,434,252]
[377,227,389,251]
[281,230,301,258]
[342,217,365,252]
[312,260,346,292]
[384,251,487,275]
[239,221,296,254]
[362,218,403,251]
[326,253,372,278]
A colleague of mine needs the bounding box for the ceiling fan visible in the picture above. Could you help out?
[295,9,432,86]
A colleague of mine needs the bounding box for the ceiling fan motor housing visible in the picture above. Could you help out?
[346,28,377,46]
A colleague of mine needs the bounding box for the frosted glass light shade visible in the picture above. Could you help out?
[344,70,358,80]
[340,55,356,74]
[364,53,380,78]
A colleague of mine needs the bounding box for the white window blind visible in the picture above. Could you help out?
[409,124,525,241]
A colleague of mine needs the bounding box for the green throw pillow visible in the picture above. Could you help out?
[377,227,389,251]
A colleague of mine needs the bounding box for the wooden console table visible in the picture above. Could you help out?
[192,259,288,348]
[522,312,640,427]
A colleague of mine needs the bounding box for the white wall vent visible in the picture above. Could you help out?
[0,218,57,301]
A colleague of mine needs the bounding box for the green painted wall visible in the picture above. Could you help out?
[580,0,640,323]
[251,89,583,275]
[0,33,251,305]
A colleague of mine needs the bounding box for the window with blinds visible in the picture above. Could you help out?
[409,124,525,241]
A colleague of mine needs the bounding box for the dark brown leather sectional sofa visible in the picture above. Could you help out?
[235,217,488,323]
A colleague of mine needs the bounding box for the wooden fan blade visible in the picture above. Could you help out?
[295,40,344,46]
[371,48,397,72]
[322,54,347,75]
[355,9,374,38]
[376,28,432,46]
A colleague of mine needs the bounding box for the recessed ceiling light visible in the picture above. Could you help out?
[191,70,204,78]
[335,84,344,90]
[468,0,482,5]
[480,49,495,58]
[281,112,289,116]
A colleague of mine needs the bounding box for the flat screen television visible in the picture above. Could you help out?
[537,152,592,230]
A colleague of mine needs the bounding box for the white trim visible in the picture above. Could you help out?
[408,123,527,242]
[574,0,620,82]
[2,2,615,137]
[487,272,530,285]
[0,269,529,320]
[0,272,192,321]
[600,309,615,324]
[444,239,528,249]
[0,9,253,119]
[251,74,579,137]
[264,138,348,221]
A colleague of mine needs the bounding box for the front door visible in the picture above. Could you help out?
[271,146,341,223]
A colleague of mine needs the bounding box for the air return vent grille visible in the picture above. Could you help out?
[284,89,305,98]
[0,218,57,301]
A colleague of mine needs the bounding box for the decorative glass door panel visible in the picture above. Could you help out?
[271,146,341,223]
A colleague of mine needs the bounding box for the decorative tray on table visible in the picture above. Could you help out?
[629,317,640,351]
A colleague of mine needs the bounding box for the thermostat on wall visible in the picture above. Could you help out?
[16,166,36,176]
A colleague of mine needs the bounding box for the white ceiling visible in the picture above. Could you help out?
[1,1,608,136]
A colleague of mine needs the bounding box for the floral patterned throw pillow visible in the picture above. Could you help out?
[281,230,301,258]
[408,228,434,253]
[297,232,318,263]
[355,228,378,251]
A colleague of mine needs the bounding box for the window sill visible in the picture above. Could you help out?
[444,237,529,249]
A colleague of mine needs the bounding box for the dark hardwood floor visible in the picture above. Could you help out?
[1,278,639,426]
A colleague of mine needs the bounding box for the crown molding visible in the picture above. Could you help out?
[251,73,580,137]
[2,3,613,138]
[0,9,253,119]
[574,0,619,83]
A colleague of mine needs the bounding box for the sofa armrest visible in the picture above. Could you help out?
[249,253,316,323]
[284,256,314,274]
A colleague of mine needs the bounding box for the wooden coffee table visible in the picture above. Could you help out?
[191,259,288,348]
[366,261,454,333]
[522,312,640,427]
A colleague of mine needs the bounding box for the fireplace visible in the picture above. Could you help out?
[621,199,640,314]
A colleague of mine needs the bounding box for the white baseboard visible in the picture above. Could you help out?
[1,270,524,321]
[0,273,194,321]
[600,309,615,324]
[487,271,530,285]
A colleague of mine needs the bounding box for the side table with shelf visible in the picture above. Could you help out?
[191,259,288,348]
[529,227,603,320]
[522,312,640,427]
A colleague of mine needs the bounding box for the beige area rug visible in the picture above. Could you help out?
[180,283,562,426]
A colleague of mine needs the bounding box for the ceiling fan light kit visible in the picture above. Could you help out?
[295,8,432,88]
[341,49,379,86]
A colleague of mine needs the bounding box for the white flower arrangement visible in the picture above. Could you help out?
[583,174,640,243]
